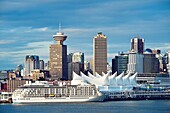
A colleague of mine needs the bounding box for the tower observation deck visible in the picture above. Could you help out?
[53,32,67,45]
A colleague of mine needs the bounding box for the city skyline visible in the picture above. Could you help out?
[0,0,170,70]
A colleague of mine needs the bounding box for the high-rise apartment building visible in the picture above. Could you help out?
[93,32,107,75]
[25,55,39,76]
[49,31,68,80]
[131,37,144,54]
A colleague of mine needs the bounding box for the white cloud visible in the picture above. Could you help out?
[0,27,52,33]
[0,41,53,65]
[84,54,93,61]
[145,43,170,53]
[24,27,50,32]
[0,40,16,44]
[0,0,66,12]
[108,53,118,59]
[22,41,53,49]
[35,27,48,32]
[62,17,170,39]
[108,44,129,49]
[76,0,161,18]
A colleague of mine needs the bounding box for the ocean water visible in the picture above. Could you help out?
[1,100,170,113]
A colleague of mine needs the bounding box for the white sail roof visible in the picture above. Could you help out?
[88,72,96,79]
[102,72,106,76]
[129,72,137,85]
[72,71,82,80]
[71,71,137,87]
[122,72,131,85]
[81,71,109,86]
[95,72,102,78]
[71,71,84,85]
[109,72,117,86]
[115,72,124,86]
[109,72,117,79]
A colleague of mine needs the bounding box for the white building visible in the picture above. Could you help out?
[127,52,143,74]
[72,52,84,63]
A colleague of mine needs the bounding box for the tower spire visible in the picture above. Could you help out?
[59,22,61,33]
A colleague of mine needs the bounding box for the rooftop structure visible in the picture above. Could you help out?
[53,32,67,45]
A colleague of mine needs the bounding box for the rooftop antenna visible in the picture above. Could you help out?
[59,22,61,33]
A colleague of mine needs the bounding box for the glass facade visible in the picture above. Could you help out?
[112,54,128,75]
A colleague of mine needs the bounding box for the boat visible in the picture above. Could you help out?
[0,92,12,103]
[12,81,106,103]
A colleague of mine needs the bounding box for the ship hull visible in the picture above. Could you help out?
[12,95,105,103]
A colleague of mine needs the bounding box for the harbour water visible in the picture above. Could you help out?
[1,100,170,113]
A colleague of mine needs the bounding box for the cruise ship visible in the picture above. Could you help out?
[12,81,106,103]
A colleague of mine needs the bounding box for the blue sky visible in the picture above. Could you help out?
[0,0,170,70]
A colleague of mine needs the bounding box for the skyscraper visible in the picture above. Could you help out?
[131,37,144,54]
[39,60,44,70]
[25,55,40,76]
[162,53,168,72]
[153,49,164,72]
[93,32,107,75]
[49,31,68,80]
[112,53,128,74]
[67,53,73,63]
[84,61,90,71]
[67,52,84,80]
[127,52,143,74]
[89,59,93,72]
[68,62,84,80]
[72,52,84,63]
[34,56,40,69]
[143,53,159,73]
[167,50,170,74]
